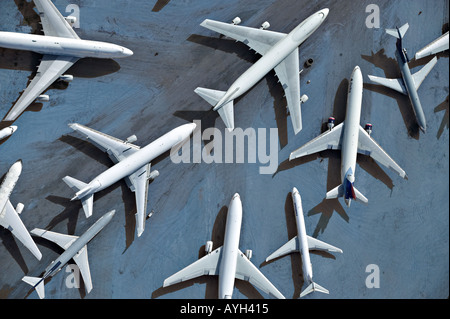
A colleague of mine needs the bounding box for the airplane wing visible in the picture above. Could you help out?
[412,56,438,91]
[3,55,78,121]
[163,247,222,287]
[31,228,78,249]
[289,122,344,160]
[306,235,343,253]
[33,0,80,39]
[274,48,303,134]
[265,236,299,262]
[0,200,42,260]
[72,245,93,293]
[367,75,407,95]
[200,19,286,56]
[128,164,151,237]
[235,249,285,299]
[69,123,141,163]
[357,126,407,179]
[415,31,449,59]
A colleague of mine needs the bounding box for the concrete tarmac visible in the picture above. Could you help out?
[0,0,448,299]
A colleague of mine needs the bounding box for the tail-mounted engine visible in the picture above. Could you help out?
[327,117,335,130]
[205,241,213,254]
[364,123,373,136]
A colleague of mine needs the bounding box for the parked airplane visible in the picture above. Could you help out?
[163,193,285,299]
[63,122,196,237]
[0,125,17,141]
[266,187,342,297]
[22,210,115,299]
[0,160,42,260]
[415,31,449,60]
[0,0,133,122]
[367,23,437,133]
[194,9,329,134]
[290,66,407,207]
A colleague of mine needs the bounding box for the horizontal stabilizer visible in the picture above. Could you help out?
[22,276,45,299]
[353,186,368,204]
[325,184,344,199]
[62,175,88,193]
[81,194,94,218]
[386,23,409,39]
[195,87,235,131]
[194,87,226,107]
[300,282,329,298]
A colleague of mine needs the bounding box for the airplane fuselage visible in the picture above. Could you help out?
[395,47,427,132]
[76,123,196,199]
[218,193,242,299]
[292,188,313,284]
[340,66,364,207]
[0,31,132,59]
[214,10,328,110]
[0,160,22,214]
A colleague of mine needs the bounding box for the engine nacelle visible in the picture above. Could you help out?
[16,203,24,215]
[232,17,241,25]
[59,74,73,82]
[260,21,270,30]
[205,241,213,254]
[65,16,77,25]
[126,135,137,144]
[327,117,335,130]
[148,170,159,181]
[300,94,309,104]
[36,94,49,102]
[245,249,252,260]
[365,123,373,136]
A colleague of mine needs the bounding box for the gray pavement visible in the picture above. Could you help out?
[0,0,448,299]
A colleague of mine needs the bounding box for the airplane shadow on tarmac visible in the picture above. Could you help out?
[151,205,264,299]
[0,0,121,127]
[272,78,395,237]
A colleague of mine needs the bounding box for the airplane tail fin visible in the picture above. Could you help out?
[325,183,368,204]
[194,87,235,131]
[62,176,94,218]
[300,282,329,298]
[22,276,45,299]
[386,23,409,39]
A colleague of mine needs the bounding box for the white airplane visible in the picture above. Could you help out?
[0,160,42,260]
[415,31,449,60]
[290,66,407,207]
[23,210,115,299]
[163,193,285,299]
[194,9,329,134]
[266,187,342,298]
[63,122,196,237]
[0,125,17,141]
[0,0,133,122]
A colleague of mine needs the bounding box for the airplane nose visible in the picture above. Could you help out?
[319,8,329,19]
